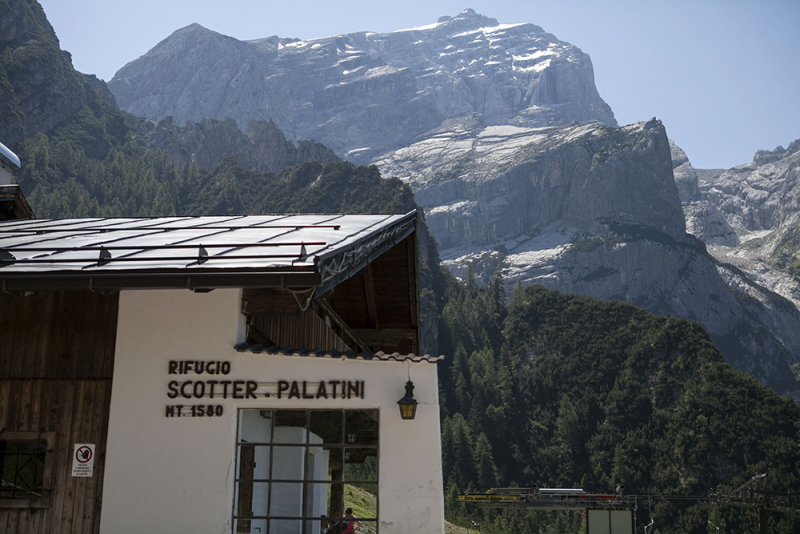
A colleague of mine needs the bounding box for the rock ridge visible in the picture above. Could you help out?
[134,116,340,172]
[378,118,685,249]
[109,10,617,162]
[0,0,117,149]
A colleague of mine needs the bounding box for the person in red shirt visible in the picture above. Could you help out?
[342,507,361,534]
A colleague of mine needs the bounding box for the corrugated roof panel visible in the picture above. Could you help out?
[50,217,165,230]
[0,217,109,231]
[109,245,312,267]
[38,247,181,264]
[95,228,227,247]
[0,260,96,273]
[201,215,288,228]
[2,229,164,250]
[0,231,66,247]
[319,214,393,229]
[97,228,303,264]
[81,258,200,271]
[83,217,196,230]
[215,243,321,258]
[132,216,239,229]
[0,219,39,231]
[164,227,301,245]
[184,259,312,270]
[253,214,344,227]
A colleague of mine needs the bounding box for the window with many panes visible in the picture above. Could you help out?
[234,409,378,534]
[0,431,55,508]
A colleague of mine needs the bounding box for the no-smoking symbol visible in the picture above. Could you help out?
[76,445,93,464]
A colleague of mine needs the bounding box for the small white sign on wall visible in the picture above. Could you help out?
[72,444,95,477]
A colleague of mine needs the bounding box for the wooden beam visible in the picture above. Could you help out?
[363,265,378,329]
[241,288,301,315]
[314,298,371,354]
[407,234,419,354]
[351,328,416,347]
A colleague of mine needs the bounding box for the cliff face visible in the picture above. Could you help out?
[377,118,800,395]
[379,119,684,249]
[671,141,738,247]
[702,140,800,233]
[680,139,800,321]
[109,9,616,162]
[0,0,115,149]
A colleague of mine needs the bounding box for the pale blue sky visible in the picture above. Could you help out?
[38,0,799,169]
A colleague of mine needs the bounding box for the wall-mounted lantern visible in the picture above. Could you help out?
[397,380,418,420]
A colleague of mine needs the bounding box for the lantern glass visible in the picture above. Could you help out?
[398,400,417,420]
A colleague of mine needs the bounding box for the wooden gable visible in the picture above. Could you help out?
[241,233,419,355]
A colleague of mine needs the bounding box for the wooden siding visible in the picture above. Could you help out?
[0,292,118,380]
[0,380,112,534]
[0,291,118,534]
[248,306,350,353]
[329,235,419,354]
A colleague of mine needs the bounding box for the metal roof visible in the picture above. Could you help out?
[0,141,20,169]
[0,212,416,292]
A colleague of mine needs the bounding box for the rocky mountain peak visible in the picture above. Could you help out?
[182,22,209,32]
[136,21,242,60]
[434,8,499,31]
[109,10,616,163]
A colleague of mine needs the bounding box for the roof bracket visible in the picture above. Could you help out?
[0,249,15,264]
[98,247,111,266]
[198,245,209,264]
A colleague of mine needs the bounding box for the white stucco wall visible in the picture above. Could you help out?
[0,164,12,186]
[100,289,444,534]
